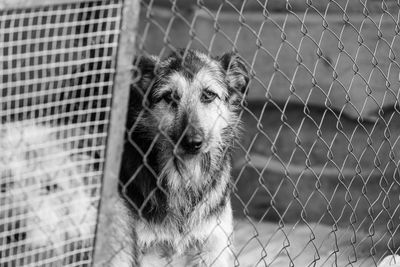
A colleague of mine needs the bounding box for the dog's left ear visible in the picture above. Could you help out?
[218,52,249,105]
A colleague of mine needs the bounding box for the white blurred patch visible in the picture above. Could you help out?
[0,121,100,265]
[379,255,400,267]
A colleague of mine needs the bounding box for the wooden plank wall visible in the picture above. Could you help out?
[137,0,400,232]
[139,0,400,120]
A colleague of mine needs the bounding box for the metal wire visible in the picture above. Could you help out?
[0,0,123,266]
[1,0,399,266]
[132,0,400,266]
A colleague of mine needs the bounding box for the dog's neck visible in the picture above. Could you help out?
[120,139,232,226]
[144,152,232,235]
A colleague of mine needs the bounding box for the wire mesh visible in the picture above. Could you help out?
[1,0,399,266]
[125,0,400,266]
[0,0,123,266]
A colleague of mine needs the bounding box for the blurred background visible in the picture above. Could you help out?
[134,1,400,264]
[136,0,400,233]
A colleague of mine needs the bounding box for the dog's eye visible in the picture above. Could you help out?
[163,91,180,105]
[163,92,173,103]
[201,89,218,103]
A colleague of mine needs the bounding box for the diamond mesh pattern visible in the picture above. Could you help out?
[2,0,399,266]
[131,0,400,266]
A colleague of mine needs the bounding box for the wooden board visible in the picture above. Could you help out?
[192,10,400,120]
[138,6,400,120]
[142,0,399,15]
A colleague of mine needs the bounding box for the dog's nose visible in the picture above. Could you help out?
[181,133,203,153]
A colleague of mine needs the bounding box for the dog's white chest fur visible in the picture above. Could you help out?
[137,203,233,266]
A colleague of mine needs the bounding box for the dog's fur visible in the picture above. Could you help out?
[111,49,249,266]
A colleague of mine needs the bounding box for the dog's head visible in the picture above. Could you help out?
[129,49,249,181]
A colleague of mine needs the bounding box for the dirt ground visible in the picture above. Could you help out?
[233,219,389,267]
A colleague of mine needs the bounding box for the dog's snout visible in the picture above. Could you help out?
[184,133,203,151]
[181,128,204,153]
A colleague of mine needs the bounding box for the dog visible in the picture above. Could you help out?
[110,49,249,267]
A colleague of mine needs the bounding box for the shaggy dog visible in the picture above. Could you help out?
[110,49,249,267]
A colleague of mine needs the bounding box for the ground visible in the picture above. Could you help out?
[234,219,389,267]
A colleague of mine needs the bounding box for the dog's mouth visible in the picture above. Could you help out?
[172,147,201,164]
[171,149,211,176]
[165,133,212,178]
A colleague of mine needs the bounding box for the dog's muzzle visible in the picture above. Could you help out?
[180,126,204,154]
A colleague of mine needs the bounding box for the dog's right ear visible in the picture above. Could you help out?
[132,55,158,94]
[218,52,249,106]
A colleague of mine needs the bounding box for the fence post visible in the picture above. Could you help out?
[92,0,140,266]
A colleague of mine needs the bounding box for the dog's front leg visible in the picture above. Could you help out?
[191,204,234,267]
[202,228,234,267]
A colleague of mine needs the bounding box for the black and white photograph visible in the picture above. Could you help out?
[0,0,399,266]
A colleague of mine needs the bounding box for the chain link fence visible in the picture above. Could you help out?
[134,0,400,266]
[1,0,400,266]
